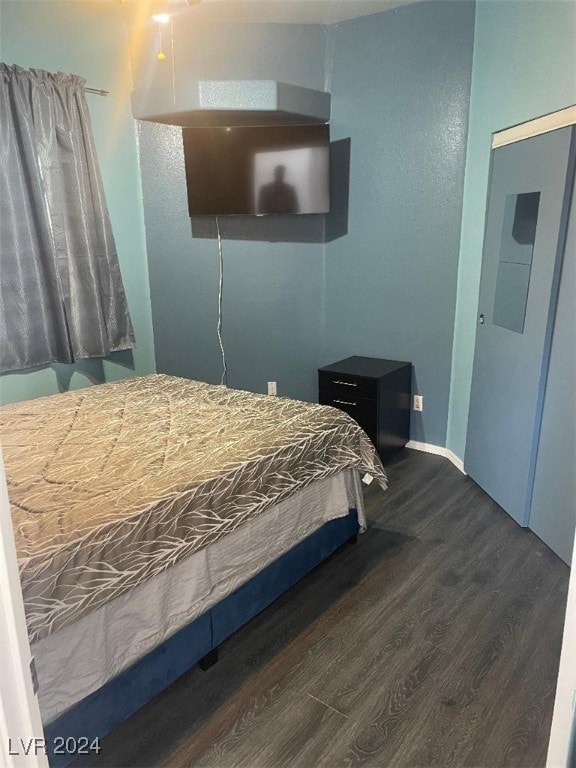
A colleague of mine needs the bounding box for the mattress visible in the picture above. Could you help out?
[1,374,387,643]
[33,469,364,725]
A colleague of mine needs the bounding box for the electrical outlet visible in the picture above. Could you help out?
[413,395,423,412]
[267,381,277,396]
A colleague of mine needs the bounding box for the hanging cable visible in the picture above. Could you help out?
[215,217,228,386]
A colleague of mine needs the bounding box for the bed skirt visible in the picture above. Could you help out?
[43,509,359,767]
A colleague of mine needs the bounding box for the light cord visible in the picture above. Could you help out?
[170,18,176,105]
[215,217,228,386]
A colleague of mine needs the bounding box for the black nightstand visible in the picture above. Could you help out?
[318,356,412,461]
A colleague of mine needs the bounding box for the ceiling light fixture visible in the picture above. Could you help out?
[152,0,202,64]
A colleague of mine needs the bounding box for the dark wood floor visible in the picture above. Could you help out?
[75,449,569,768]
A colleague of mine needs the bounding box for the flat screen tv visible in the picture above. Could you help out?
[182,124,330,216]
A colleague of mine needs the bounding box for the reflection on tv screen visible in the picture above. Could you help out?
[183,125,330,216]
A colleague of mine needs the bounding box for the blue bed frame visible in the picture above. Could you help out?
[44,510,359,767]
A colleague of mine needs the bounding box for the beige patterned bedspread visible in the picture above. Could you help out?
[0,375,387,643]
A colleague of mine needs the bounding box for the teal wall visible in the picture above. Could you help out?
[447,0,576,458]
[138,3,475,445]
[0,0,155,405]
[324,1,475,445]
[137,23,328,401]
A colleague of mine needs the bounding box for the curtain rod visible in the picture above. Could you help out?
[85,87,109,96]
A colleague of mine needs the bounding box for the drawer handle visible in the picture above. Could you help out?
[332,380,357,387]
[333,399,357,407]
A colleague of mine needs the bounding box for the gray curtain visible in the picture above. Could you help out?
[0,64,135,373]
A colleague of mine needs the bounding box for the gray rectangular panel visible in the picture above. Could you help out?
[493,261,531,333]
[498,192,540,265]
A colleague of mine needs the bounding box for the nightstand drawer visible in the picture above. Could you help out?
[318,370,377,401]
[318,391,377,443]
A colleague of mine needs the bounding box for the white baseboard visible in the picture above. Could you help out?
[406,440,466,475]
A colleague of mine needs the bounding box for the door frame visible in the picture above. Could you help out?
[492,104,576,149]
[0,446,48,768]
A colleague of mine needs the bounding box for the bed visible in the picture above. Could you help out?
[0,374,387,765]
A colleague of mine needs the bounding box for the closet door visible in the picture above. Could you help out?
[465,126,575,526]
[528,189,576,564]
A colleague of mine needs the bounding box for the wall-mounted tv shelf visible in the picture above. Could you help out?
[131,80,331,127]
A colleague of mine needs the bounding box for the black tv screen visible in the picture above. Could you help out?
[182,124,330,216]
